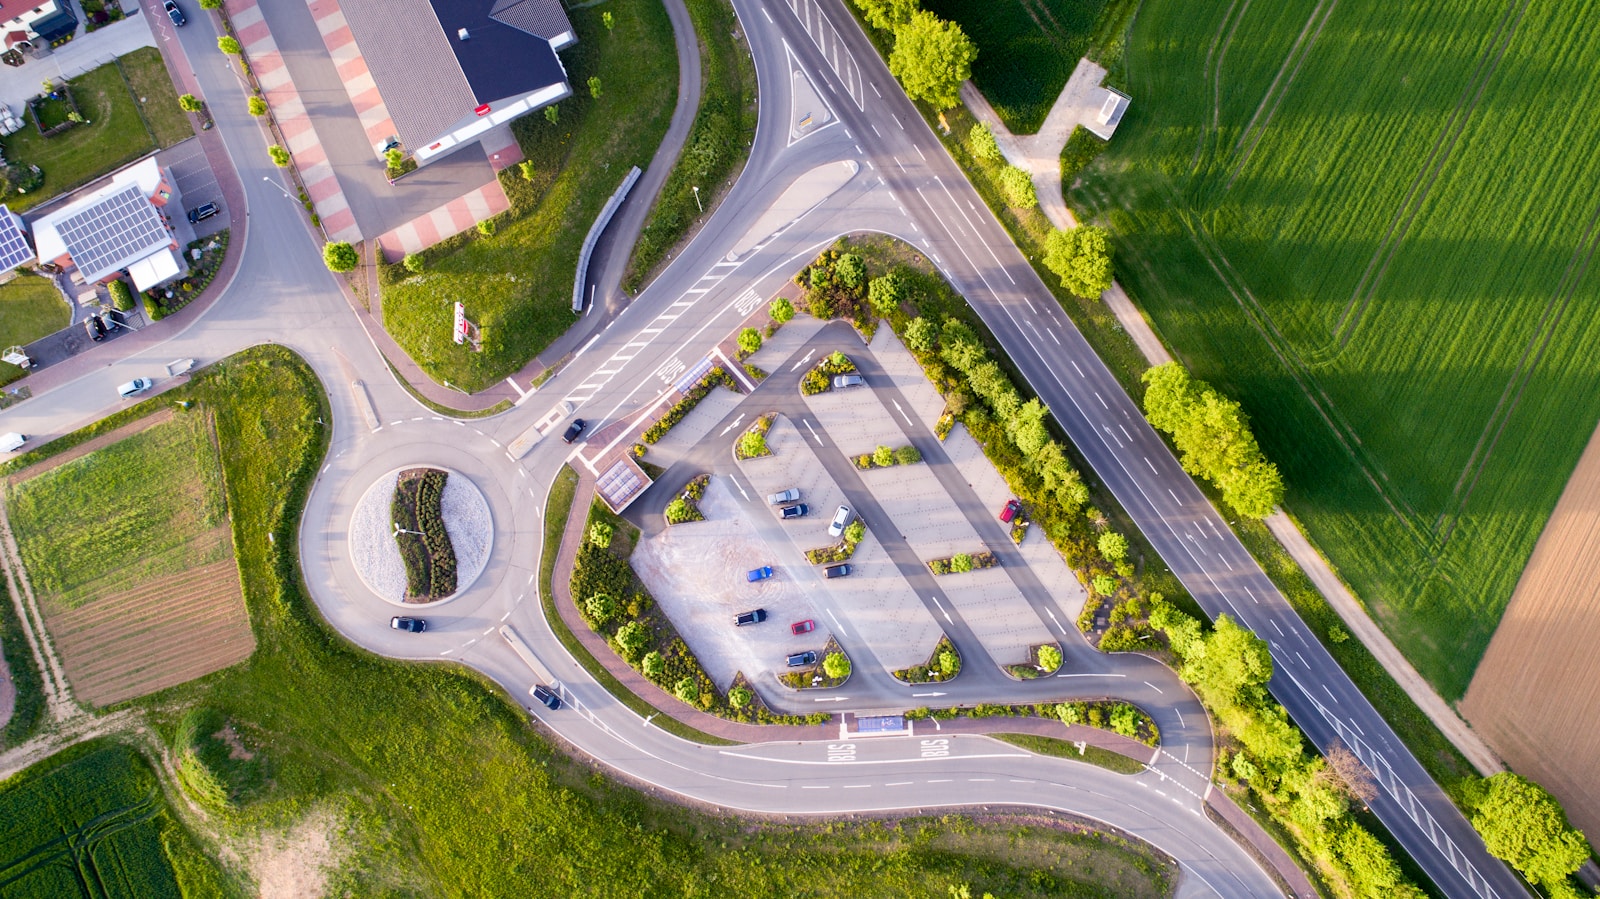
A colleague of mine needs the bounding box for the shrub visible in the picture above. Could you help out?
[737,327,762,356]
[144,296,166,321]
[800,369,830,395]
[268,145,291,167]
[108,279,133,312]
[247,96,266,116]
[729,685,752,709]
[544,105,559,124]
[614,620,651,663]
[998,165,1038,209]
[1092,574,1117,596]
[939,649,959,677]
[665,497,696,524]
[1329,625,1351,644]
[739,429,768,458]
[477,219,496,237]
[769,296,795,323]
[641,651,665,680]
[929,559,951,575]
[674,677,699,704]
[178,93,203,113]
[1110,704,1140,738]
[895,444,922,465]
[1098,531,1129,564]
[589,521,614,547]
[867,270,905,318]
[823,652,851,679]
[904,316,937,352]
[1037,644,1061,673]
[950,553,973,573]
[844,520,865,544]
[323,242,358,272]
[402,253,425,273]
[518,160,536,181]
[217,36,241,54]
[587,76,602,98]
[835,253,865,289]
[970,122,1002,161]
[1044,225,1114,299]
[873,445,894,467]
[585,593,618,626]
[1057,702,1085,726]
[198,0,220,8]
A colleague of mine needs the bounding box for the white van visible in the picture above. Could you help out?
[0,432,25,452]
[117,378,153,399]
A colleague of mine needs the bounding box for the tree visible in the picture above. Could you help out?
[1110,703,1138,737]
[1335,822,1424,899]
[585,593,617,625]
[1141,362,1284,518]
[823,652,851,679]
[589,521,614,547]
[1010,398,1049,456]
[198,0,221,8]
[888,11,977,110]
[1321,742,1378,805]
[178,93,203,113]
[844,520,865,544]
[1056,702,1083,726]
[641,651,665,680]
[904,316,937,352]
[998,165,1037,208]
[769,296,795,323]
[1181,615,1273,712]
[938,648,959,676]
[402,253,425,274]
[895,444,921,465]
[739,429,768,458]
[873,445,894,467]
[587,76,602,98]
[217,36,241,55]
[969,123,1001,161]
[674,677,699,704]
[601,10,614,30]
[949,553,973,573]
[1098,531,1129,564]
[1092,574,1117,596]
[322,242,358,273]
[268,145,291,167]
[728,685,752,708]
[867,270,905,317]
[614,620,651,662]
[737,327,762,355]
[835,253,866,290]
[1471,773,1590,890]
[1043,226,1114,299]
[1037,644,1061,672]
[247,96,267,116]
[853,0,917,31]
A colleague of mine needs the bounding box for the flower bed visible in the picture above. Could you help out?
[853,443,921,470]
[1005,642,1063,680]
[29,86,81,137]
[778,638,850,689]
[804,518,865,564]
[664,474,708,525]
[927,550,997,575]
[933,411,955,441]
[641,366,736,444]
[143,231,230,321]
[733,413,774,460]
[894,635,961,684]
[392,467,458,600]
[799,351,857,395]
[902,701,1160,748]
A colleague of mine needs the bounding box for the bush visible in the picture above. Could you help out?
[1110,704,1139,738]
[614,620,651,663]
[998,165,1038,209]
[895,444,922,465]
[665,497,698,524]
[823,652,851,679]
[1098,531,1129,564]
[641,651,665,680]
[217,35,241,54]
[873,445,894,467]
[737,327,762,355]
[674,677,699,704]
[144,296,166,321]
[739,429,768,458]
[969,122,1002,161]
[835,253,865,289]
[198,0,220,8]
[178,93,203,113]
[1092,574,1117,596]
[247,96,266,116]
[585,593,618,626]
[108,279,133,312]
[1043,226,1114,299]
[518,160,536,181]
[904,316,937,352]
[800,369,830,395]
[641,367,735,443]
[1037,644,1061,673]
[844,520,864,544]
[769,297,794,323]
[402,253,425,274]
[939,649,959,677]
[950,553,973,573]
[323,242,358,272]
[476,219,496,237]
[930,559,951,575]
[589,522,614,547]
[728,685,752,709]
[268,145,291,167]
[867,270,905,318]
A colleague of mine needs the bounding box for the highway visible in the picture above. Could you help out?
[0,0,1528,896]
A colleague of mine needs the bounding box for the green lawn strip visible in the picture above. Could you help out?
[7,409,228,611]
[0,577,44,750]
[0,271,69,349]
[377,353,510,419]
[379,0,677,392]
[537,465,735,746]
[922,0,1108,134]
[1067,0,1600,697]
[116,47,192,149]
[990,733,1146,775]
[1,60,155,213]
[624,0,757,292]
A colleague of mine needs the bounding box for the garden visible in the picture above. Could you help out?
[0,271,68,353]
[391,467,458,600]
[894,634,961,684]
[640,365,737,443]
[143,230,230,321]
[664,473,707,524]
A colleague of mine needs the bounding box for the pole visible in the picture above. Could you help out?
[692,185,702,213]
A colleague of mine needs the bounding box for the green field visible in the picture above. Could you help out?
[0,741,227,898]
[2,49,189,212]
[380,0,677,391]
[1067,0,1600,698]
[0,272,68,349]
[924,0,1112,133]
[8,410,228,611]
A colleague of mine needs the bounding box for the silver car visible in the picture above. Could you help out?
[833,373,865,389]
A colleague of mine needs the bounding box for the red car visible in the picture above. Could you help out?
[999,499,1022,523]
[791,619,816,635]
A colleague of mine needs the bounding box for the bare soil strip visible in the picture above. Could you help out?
[5,408,174,487]
[1462,420,1600,837]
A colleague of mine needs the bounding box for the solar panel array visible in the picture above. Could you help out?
[0,205,32,272]
[52,185,168,280]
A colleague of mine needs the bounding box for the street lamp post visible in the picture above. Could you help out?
[261,176,293,201]
[692,185,702,213]
[393,523,424,538]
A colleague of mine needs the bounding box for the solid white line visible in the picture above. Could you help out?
[1056,673,1126,678]
[1144,681,1164,694]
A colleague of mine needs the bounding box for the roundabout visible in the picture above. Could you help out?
[348,465,494,605]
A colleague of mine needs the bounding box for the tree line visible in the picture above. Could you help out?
[1142,362,1284,518]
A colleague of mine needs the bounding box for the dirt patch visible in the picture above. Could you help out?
[1462,421,1600,836]
[214,723,254,761]
[6,408,174,487]
[249,808,347,899]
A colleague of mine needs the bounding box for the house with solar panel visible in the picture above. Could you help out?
[0,206,35,275]
[340,0,576,166]
[29,157,186,294]
[0,0,77,53]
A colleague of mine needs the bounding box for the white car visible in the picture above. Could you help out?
[117,377,153,399]
[828,505,853,538]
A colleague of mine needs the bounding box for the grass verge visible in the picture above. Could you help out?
[117,47,192,149]
[991,733,1147,775]
[624,0,757,292]
[378,354,511,419]
[0,577,44,749]
[0,271,68,349]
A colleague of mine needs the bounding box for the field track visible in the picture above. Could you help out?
[44,558,252,707]
[1461,421,1600,838]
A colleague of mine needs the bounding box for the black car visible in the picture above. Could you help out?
[779,503,808,519]
[734,608,768,627]
[824,563,851,579]
[83,314,106,342]
[390,616,426,633]
[163,0,185,26]
[187,202,218,224]
[562,419,586,444]
[786,650,818,668]
[532,684,562,710]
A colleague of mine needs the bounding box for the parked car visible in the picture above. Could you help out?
[833,373,865,389]
[561,419,586,443]
[767,488,800,505]
[746,565,773,582]
[187,202,219,224]
[791,619,815,635]
[824,563,851,579]
[83,314,106,342]
[999,499,1022,523]
[532,684,562,710]
[779,503,808,519]
[734,608,768,626]
[117,378,153,398]
[828,504,853,538]
[163,0,185,26]
[390,616,426,632]
[786,650,818,668]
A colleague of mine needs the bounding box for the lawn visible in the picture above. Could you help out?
[0,346,1178,896]
[380,0,678,391]
[118,47,193,149]
[7,409,229,611]
[0,272,68,349]
[1,50,189,213]
[0,740,228,898]
[1065,0,1600,698]
[923,0,1111,133]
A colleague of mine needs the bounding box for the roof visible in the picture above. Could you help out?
[1087,88,1131,140]
[31,158,172,283]
[338,0,571,149]
[0,206,33,274]
[488,0,572,42]
[126,247,182,291]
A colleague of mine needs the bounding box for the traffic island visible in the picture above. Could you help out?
[348,466,492,604]
[778,638,851,690]
[894,635,962,684]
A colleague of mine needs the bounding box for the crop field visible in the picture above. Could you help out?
[0,741,218,898]
[923,0,1109,133]
[1067,0,1600,698]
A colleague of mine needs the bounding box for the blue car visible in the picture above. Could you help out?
[746,565,773,582]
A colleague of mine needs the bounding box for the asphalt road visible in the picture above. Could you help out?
[0,0,1528,896]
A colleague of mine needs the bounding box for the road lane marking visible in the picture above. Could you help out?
[1323,684,1338,703]
[719,413,746,435]
[1144,456,1157,473]
[891,399,914,426]
[870,123,881,137]
[914,144,926,160]
[1176,708,1185,728]
[871,82,882,97]
[1144,681,1164,694]
[805,419,825,445]
[1071,360,1084,376]
[892,114,903,130]
[1045,607,1066,634]
[826,609,848,636]
[1094,391,1107,409]
[1217,553,1234,571]
[1024,298,1037,313]
[929,595,952,624]
[886,781,912,786]
[1270,619,1284,636]
[1056,673,1126,677]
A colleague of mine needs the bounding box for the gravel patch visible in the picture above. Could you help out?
[349,468,493,605]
